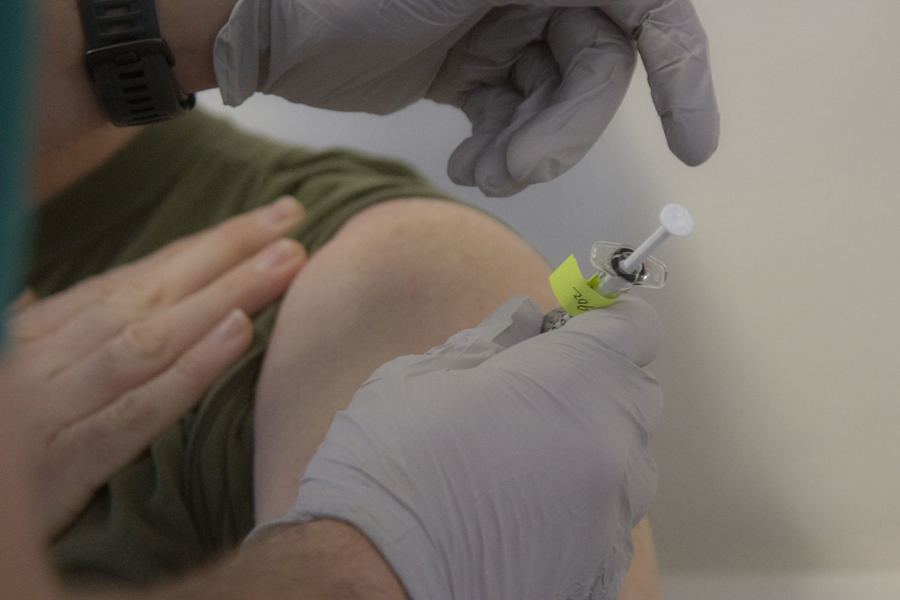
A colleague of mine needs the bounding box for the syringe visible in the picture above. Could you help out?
[541,204,693,332]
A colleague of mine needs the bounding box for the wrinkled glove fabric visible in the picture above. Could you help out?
[214,0,720,196]
[259,295,664,600]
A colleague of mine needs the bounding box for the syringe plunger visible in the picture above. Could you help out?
[620,204,694,274]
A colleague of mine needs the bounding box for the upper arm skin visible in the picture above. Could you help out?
[253,198,660,599]
[253,198,558,521]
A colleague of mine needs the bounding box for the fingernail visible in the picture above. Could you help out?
[258,197,303,227]
[254,239,297,271]
[209,309,249,345]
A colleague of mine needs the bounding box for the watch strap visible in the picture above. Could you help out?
[78,0,195,126]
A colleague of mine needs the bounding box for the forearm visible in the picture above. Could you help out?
[619,517,661,600]
[37,0,237,150]
[73,520,407,600]
[73,520,654,600]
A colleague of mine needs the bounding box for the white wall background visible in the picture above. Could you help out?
[198,0,900,594]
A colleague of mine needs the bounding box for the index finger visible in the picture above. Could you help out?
[599,0,719,165]
[13,197,305,343]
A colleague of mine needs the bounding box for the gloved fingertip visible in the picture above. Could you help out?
[476,174,527,198]
[449,140,525,195]
[474,145,527,197]
[447,137,484,187]
[662,108,721,166]
[447,166,476,188]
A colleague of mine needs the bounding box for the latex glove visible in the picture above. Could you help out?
[271,295,663,600]
[6,198,306,539]
[214,0,719,197]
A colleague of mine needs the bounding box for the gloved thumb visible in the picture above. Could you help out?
[549,294,663,368]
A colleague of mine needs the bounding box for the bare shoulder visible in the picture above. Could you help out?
[331,197,556,309]
[252,197,555,522]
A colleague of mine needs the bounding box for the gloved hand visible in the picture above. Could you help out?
[269,295,663,600]
[214,0,719,197]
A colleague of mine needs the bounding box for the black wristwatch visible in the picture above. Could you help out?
[78,0,195,126]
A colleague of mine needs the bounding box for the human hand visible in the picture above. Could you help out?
[6,198,307,540]
[214,0,718,196]
[274,295,663,600]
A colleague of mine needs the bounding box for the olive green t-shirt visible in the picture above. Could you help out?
[31,110,456,586]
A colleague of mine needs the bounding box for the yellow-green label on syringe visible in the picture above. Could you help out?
[542,204,693,332]
[549,255,618,317]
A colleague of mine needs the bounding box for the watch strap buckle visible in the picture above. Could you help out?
[84,38,176,71]
[78,0,194,127]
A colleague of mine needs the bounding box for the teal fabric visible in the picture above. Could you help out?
[0,1,34,345]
